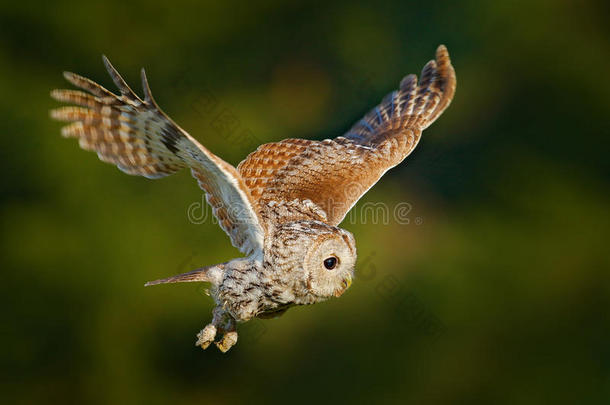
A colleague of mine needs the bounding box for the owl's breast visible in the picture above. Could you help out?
[217,263,297,322]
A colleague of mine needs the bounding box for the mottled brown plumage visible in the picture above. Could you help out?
[50,45,456,352]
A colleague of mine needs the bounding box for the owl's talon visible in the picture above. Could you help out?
[196,324,217,349]
[216,331,238,353]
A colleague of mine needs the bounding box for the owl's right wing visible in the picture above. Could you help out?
[238,45,456,226]
[50,57,265,256]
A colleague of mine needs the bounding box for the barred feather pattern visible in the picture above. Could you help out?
[238,45,456,226]
[50,60,186,178]
[344,44,456,144]
[50,56,265,255]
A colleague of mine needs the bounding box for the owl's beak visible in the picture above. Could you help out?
[334,275,353,297]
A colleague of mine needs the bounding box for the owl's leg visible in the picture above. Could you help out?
[215,311,238,353]
[195,324,216,350]
[195,306,222,350]
[195,306,238,352]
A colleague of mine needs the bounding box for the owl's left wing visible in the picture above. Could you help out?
[50,57,265,255]
[238,45,456,226]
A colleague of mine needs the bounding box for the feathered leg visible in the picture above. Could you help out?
[196,306,238,352]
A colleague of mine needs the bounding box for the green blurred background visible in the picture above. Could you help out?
[2,0,609,403]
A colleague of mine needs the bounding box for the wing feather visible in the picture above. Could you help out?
[238,45,456,225]
[51,57,265,255]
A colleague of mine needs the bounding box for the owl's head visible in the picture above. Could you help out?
[269,221,357,299]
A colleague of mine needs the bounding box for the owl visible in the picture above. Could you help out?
[50,45,456,352]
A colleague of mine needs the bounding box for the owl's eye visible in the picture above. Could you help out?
[323,256,338,270]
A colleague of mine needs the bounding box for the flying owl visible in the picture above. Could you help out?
[50,45,456,352]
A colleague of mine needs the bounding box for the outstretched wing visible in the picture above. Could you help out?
[50,56,265,256]
[238,45,456,226]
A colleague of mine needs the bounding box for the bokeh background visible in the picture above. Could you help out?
[2,0,609,403]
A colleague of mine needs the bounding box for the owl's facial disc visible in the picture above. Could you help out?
[304,230,356,298]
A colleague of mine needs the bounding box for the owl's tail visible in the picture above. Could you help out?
[144,263,224,287]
